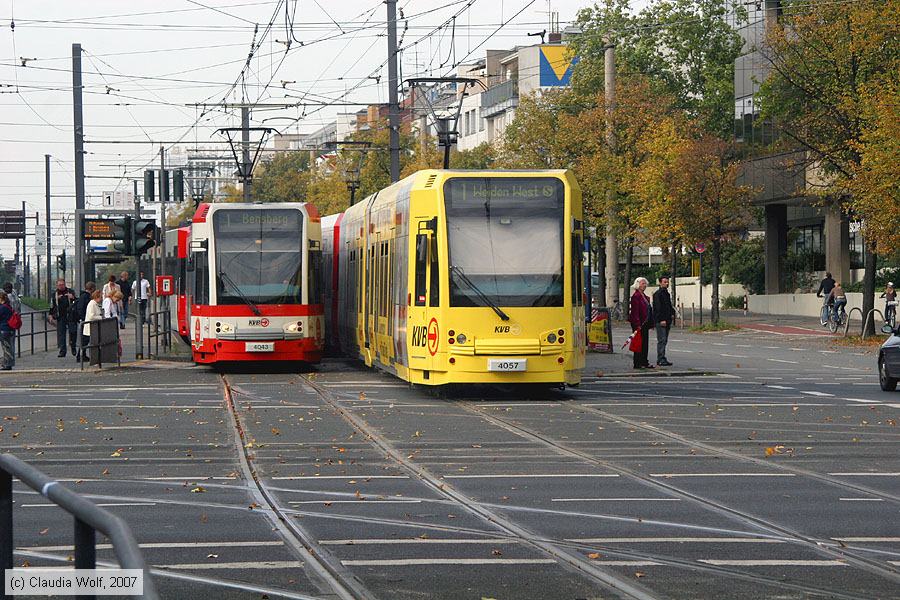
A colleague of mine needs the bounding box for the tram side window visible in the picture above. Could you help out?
[572,233,583,306]
[194,251,209,305]
[414,234,427,306]
[308,247,322,305]
[429,232,439,307]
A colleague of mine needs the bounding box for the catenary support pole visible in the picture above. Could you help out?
[72,43,86,290]
[386,0,401,182]
[603,40,618,307]
[45,154,52,298]
[241,106,252,201]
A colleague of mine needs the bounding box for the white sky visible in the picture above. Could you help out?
[0,0,642,261]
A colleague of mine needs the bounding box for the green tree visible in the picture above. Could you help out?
[756,0,899,334]
[571,0,746,138]
[253,152,311,203]
[450,143,496,169]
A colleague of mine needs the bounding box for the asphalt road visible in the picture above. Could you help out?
[0,323,897,599]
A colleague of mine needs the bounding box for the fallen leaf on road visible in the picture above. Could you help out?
[587,552,601,560]
[79,417,88,424]
[199,514,208,523]
[206,554,218,559]
[110,451,122,457]
[271,427,281,435]
[491,549,502,556]
[248,502,260,510]
[634,571,645,578]
[101,468,110,475]
[39,528,49,536]
[190,486,206,493]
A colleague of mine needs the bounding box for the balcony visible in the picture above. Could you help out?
[481,79,518,117]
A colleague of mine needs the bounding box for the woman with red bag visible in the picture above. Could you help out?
[628,277,654,369]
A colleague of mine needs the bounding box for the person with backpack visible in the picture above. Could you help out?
[50,278,78,357]
[0,291,15,370]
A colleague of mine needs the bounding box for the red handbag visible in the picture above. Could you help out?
[628,328,643,353]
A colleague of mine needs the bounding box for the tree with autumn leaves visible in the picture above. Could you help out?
[757,0,899,333]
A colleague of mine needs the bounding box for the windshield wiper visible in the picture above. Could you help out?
[218,271,262,316]
[450,265,509,321]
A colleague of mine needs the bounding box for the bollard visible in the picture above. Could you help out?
[743,294,748,316]
[691,303,696,328]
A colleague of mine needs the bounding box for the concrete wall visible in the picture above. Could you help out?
[643,279,747,311]
[748,292,885,319]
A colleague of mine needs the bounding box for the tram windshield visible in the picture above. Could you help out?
[445,177,565,308]
[213,209,303,305]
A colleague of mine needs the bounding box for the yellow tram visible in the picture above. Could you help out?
[322,169,586,385]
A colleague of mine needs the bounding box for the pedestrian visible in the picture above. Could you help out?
[49,278,77,357]
[652,275,675,367]
[2,282,20,366]
[102,274,120,298]
[0,291,14,370]
[116,271,131,329]
[81,289,104,360]
[628,277,653,369]
[881,282,896,325]
[102,289,120,320]
[74,282,96,361]
[132,271,151,322]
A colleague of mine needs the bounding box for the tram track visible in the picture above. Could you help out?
[220,374,375,600]
[455,400,900,588]
[299,374,665,600]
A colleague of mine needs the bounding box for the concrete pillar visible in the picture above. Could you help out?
[764,204,787,294]
[824,202,851,285]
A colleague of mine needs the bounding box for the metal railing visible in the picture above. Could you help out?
[77,318,121,370]
[0,454,159,600]
[481,79,518,113]
[15,310,51,357]
[145,310,172,359]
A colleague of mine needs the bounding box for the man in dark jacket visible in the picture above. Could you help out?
[652,276,676,367]
[816,272,836,312]
[116,271,131,329]
[50,278,77,357]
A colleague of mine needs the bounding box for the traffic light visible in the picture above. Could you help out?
[144,170,155,202]
[57,251,66,273]
[132,219,158,255]
[112,216,133,255]
[160,169,170,203]
[173,169,184,202]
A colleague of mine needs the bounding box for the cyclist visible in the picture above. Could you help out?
[827,282,847,323]
[817,271,836,311]
[881,282,897,325]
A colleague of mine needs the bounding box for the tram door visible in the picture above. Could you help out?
[409,218,439,376]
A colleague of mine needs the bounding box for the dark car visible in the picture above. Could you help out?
[878,323,900,391]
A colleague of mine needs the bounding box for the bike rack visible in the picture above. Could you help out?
[0,454,159,600]
[861,308,885,339]
[842,307,862,337]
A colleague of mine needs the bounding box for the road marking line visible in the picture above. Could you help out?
[699,559,846,567]
[834,537,900,542]
[551,498,680,502]
[444,474,619,479]
[767,385,795,390]
[94,426,159,430]
[341,558,557,566]
[720,354,747,358]
[319,538,515,545]
[887,403,900,409]
[22,503,156,508]
[21,541,285,551]
[845,398,883,404]
[569,537,784,544]
[272,475,407,480]
[649,473,795,478]
[829,472,899,476]
[159,561,304,570]
[288,500,421,505]
[801,391,834,397]
[839,498,884,502]
[767,359,799,364]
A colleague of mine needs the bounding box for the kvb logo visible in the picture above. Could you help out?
[427,318,439,356]
[249,318,270,327]
[411,325,427,347]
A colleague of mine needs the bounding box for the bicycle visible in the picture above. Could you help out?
[819,299,831,327]
[885,300,897,328]
[609,300,625,321]
[827,302,847,333]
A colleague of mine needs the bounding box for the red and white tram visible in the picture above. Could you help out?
[175,202,324,364]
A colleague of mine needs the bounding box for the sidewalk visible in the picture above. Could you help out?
[5,306,189,374]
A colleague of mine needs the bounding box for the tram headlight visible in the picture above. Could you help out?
[456,333,467,344]
[284,321,303,333]
[218,322,234,333]
[547,333,557,344]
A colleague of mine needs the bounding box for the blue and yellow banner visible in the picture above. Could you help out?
[539,45,579,87]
